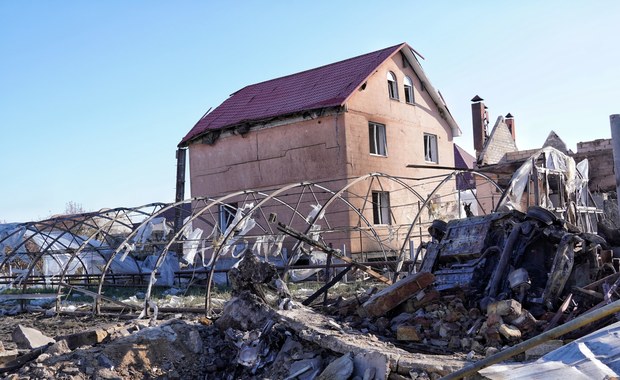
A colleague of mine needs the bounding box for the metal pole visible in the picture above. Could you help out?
[440,298,620,380]
[610,114,620,213]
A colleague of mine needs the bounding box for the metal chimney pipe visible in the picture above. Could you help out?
[611,114,620,212]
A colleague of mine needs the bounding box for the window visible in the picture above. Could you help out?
[372,191,391,225]
[219,202,238,233]
[404,76,414,104]
[369,122,387,156]
[424,133,438,163]
[387,71,399,100]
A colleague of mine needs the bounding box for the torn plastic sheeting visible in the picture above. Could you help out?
[24,229,88,252]
[142,252,180,286]
[479,320,620,379]
[42,249,140,278]
[223,203,255,238]
[182,228,204,264]
[0,224,27,254]
[289,251,331,282]
[498,147,584,213]
[251,234,285,261]
[576,159,589,205]
[306,203,325,223]
[132,217,171,244]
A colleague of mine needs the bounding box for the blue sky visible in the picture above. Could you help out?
[1,1,618,222]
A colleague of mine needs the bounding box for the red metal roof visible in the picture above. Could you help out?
[179,43,405,145]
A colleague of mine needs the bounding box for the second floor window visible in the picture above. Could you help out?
[387,71,399,100]
[369,122,387,156]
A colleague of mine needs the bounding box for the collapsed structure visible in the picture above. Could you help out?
[1,137,620,378]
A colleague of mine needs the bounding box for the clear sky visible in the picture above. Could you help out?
[1,1,618,222]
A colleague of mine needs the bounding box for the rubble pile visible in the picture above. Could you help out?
[315,205,620,367]
[2,203,620,378]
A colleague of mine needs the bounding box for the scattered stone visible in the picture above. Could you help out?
[216,291,276,331]
[487,300,522,321]
[524,339,564,360]
[46,339,71,356]
[97,353,115,369]
[485,346,500,357]
[510,309,537,333]
[397,325,420,341]
[375,317,390,332]
[317,352,354,380]
[12,325,55,349]
[498,323,522,341]
[35,353,50,363]
[287,357,322,380]
[186,329,203,353]
[353,351,389,379]
[58,328,108,350]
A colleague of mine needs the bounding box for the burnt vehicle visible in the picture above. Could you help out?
[419,147,611,317]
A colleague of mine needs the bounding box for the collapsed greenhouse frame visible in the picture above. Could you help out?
[0,171,509,315]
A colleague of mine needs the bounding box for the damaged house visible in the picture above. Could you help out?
[177,43,464,262]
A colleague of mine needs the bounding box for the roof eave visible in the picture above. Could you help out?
[179,105,344,147]
[400,45,461,137]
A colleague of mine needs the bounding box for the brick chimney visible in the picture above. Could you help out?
[505,113,515,142]
[471,95,488,155]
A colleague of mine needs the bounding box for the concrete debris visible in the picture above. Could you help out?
[3,199,620,379]
[11,325,55,350]
[316,352,354,380]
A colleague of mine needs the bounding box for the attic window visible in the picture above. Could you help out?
[404,76,414,104]
[387,71,399,100]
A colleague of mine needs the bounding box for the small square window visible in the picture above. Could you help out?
[219,202,238,234]
[372,191,391,225]
[424,134,438,163]
[369,122,387,156]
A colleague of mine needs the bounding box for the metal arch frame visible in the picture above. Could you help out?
[286,173,428,266]
[92,198,214,309]
[394,170,503,272]
[0,170,504,315]
[53,203,170,303]
[141,184,319,315]
[0,215,107,291]
[144,173,437,316]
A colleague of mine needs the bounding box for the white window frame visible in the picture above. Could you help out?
[404,76,414,104]
[387,71,399,100]
[372,191,391,225]
[369,122,387,156]
[424,133,438,163]
[219,202,238,233]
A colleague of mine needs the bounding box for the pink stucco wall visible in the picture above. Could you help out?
[189,114,347,197]
[187,53,457,257]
